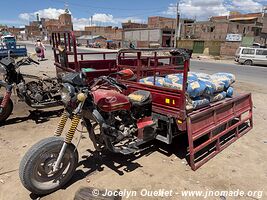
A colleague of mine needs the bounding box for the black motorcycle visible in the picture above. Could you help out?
[0,56,62,123]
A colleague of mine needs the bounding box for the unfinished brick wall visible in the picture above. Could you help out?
[220,42,240,56]
[148,16,175,29]
[84,26,122,40]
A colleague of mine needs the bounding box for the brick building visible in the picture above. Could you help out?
[84,26,122,40]
[177,12,267,56]
[122,21,148,29]
[181,12,265,42]
[43,10,73,37]
[148,16,176,29]
[73,30,93,37]
[25,9,73,40]
[123,28,175,48]
[7,27,24,39]
[25,22,42,39]
[121,16,177,48]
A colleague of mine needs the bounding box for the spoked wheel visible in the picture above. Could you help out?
[0,97,13,123]
[19,137,78,195]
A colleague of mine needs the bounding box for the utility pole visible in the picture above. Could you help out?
[174,1,180,48]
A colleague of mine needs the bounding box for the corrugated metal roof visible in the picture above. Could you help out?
[229,17,258,21]
[77,35,105,40]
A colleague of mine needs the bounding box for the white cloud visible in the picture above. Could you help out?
[165,0,229,20]
[232,0,263,13]
[72,14,143,30]
[18,13,31,21]
[72,18,91,30]
[34,8,66,19]
[92,13,116,23]
[92,13,143,24]
[117,17,143,24]
[19,8,66,22]
[18,8,143,30]
[164,0,265,20]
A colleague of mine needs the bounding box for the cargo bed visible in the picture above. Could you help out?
[51,31,253,170]
[117,49,253,170]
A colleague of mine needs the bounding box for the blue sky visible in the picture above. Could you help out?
[0,0,266,29]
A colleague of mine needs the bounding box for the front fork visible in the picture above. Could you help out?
[0,85,12,114]
[53,111,81,171]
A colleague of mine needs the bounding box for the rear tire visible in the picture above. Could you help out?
[19,137,78,195]
[244,60,253,66]
[0,97,13,123]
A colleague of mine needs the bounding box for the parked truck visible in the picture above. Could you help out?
[0,35,27,59]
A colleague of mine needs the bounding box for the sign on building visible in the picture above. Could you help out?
[226,34,242,42]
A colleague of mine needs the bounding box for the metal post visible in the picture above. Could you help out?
[174,1,180,48]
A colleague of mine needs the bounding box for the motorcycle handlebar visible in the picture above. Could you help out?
[28,57,40,65]
[16,57,39,68]
[105,76,128,90]
[94,76,127,91]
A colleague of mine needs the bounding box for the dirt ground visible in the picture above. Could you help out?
[0,48,266,200]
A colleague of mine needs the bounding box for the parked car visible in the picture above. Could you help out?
[86,42,101,48]
[235,47,267,66]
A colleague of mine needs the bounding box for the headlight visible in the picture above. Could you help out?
[61,83,75,104]
[0,65,7,75]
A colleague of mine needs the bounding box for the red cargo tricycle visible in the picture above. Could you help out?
[19,31,253,195]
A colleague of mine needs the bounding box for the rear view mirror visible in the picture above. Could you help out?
[117,69,134,80]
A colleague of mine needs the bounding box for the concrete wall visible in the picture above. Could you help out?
[204,41,222,56]
[123,29,162,47]
[124,29,161,42]
[177,40,194,50]
[177,40,222,56]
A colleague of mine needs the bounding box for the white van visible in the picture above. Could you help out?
[235,47,267,66]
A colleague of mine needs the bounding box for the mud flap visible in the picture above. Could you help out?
[186,93,253,170]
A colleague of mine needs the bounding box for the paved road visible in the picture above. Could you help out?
[20,42,267,86]
[190,60,267,86]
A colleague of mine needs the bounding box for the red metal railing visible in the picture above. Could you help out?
[187,93,253,170]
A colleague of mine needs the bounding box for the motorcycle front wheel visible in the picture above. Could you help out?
[0,97,13,123]
[19,137,78,195]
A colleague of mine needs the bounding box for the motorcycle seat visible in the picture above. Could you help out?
[128,90,152,106]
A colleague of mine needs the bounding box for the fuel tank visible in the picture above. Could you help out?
[92,89,131,112]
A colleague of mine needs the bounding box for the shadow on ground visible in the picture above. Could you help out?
[0,108,63,126]
[65,133,189,187]
[29,132,189,199]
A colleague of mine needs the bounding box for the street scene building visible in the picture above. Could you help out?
[2,7,267,56]
[24,9,73,41]
[177,11,267,56]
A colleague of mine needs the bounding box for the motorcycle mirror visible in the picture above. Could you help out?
[117,69,134,80]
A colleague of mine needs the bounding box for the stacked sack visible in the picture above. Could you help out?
[139,76,166,87]
[139,72,236,110]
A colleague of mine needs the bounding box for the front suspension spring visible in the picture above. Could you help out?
[0,91,12,108]
[65,115,81,144]
[54,112,68,136]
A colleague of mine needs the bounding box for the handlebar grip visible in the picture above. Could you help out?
[116,82,128,90]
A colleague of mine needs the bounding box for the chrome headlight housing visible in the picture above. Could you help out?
[61,83,75,105]
[0,64,7,76]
